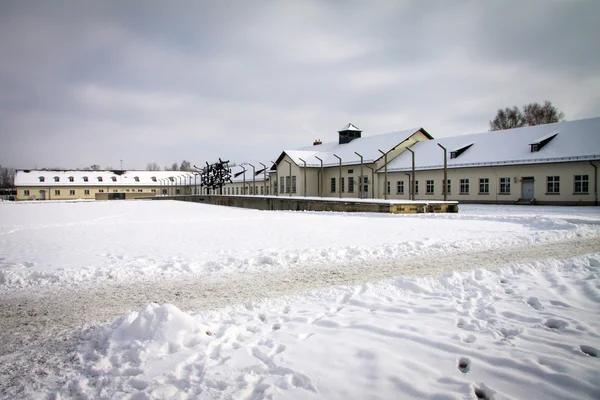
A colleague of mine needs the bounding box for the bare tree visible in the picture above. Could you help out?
[180,160,192,171]
[489,107,525,131]
[0,166,16,188]
[490,101,565,131]
[164,162,179,171]
[523,101,565,126]
[146,162,161,171]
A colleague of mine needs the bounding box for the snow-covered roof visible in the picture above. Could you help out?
[339,123,361,132]
[14,170,200,187]
[384,117,600,172]
[277,127,430,168]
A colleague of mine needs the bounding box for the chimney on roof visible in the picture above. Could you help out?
[338,123,362,144]
[313,139,322,146]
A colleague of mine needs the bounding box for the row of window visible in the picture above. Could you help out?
[224,186,266,195]
[326,175,590,195]
[330,177,369,193]
[38,176,153,183]
[22,189,157,196]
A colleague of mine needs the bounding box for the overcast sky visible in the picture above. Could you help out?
[1,1,599,170]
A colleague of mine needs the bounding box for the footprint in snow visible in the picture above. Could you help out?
[526,297,543,311]
[474,384,496,400]
[544,318,569,330]
[579,345,598,357]
[457,357,470,373]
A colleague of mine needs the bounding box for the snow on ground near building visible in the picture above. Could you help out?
[0,201,599,399]
[0,201,599,290]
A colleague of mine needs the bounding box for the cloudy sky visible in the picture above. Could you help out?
[1,1,599,170]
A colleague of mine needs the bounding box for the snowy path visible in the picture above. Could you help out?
[1,236,598,397]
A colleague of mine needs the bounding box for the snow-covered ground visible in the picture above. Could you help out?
[0,201,599,399]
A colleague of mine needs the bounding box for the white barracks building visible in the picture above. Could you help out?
[14,117,600,205]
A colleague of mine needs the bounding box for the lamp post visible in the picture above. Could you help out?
[298,158,307,197]
[365,164,375,199]
[283,160,292,197]
[241,166,247,195]
[248,163,256,195]
[437,143,448,201]
[315,156,323,198]
[354,152,364,199]
[271,161,278,196]
[333,154,342,198]
[378,149,388,200]
[406,147,415,201]
[259,162,267,195]
[177,175,183,195]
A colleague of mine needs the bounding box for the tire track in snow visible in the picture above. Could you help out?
[0,237,599,396]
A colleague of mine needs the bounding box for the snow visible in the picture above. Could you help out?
[385,117,600,171]
[0,201,599,399]
[13,169,189,187]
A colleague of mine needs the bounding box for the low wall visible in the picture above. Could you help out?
[151,195,459,214]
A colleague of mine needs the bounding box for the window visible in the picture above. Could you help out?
[547,176,560,193]
[151,189,156,193]
[83,176,88,182]
[24,189,30,196]
[68,176,74,182]
[99,189,104,193]
[397,181,404,194]
[500,177,510,194]
[348,177,355,193]
[176,189,181,194]
[292,176,297,193]
[479,178,489,194]
[84,189,90,195]
[54,190,60,195]
[97,177,103,182]
[138,189,143,192]
[285,176,291,193]
[151,177,157,182]
[111,177,117,182]
[387,181,391,195]
[330,177,336,193]
[574,175,589,193]
[363,176,368,193]
[162,189,167,194]
[54,176,60,182]
[280,177,284,193]
[261,186,264,195]
[39,176,45,182]
[415,180,419,194]
[426,180,434,194]
[348,169,353,174]
[250,187,253,195]
[341,177,345,193]
[460,179,469,194]
[134,176,140,182]
[113,189,118,193]
[236,187,239,195]
[69,190,75,195]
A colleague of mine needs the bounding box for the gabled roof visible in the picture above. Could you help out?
[384,117,600,172]
[339,123,361,132]
[14,170,198,186]
[273,127,431,168]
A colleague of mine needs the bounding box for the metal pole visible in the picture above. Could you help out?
[333,154,342,198]
[249,163,256,195]
[298,158,307,197]
[437,143,448,201]
[283,160,292,197]
[354,152,363,199]
[378,149,388,200]
[259,162,267,195]
[405,172,411,199]
[241,166,247,195]
[365,164,374,199]
[271,161,278,196]
[315,156,323,197]
[406,147,415,200]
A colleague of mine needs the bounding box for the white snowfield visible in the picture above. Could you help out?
[0,201,599,399]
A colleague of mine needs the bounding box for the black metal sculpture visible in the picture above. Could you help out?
[195,158,232,194]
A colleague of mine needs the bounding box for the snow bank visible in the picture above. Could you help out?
[49,254,600,399]
[1,201,598,291]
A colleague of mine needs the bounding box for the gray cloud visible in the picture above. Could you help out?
[1,0,599,169]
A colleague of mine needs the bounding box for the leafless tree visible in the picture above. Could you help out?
[490,101,565,131]
[146,162,161,171]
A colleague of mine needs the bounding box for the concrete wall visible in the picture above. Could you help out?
[152,195,459,214]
